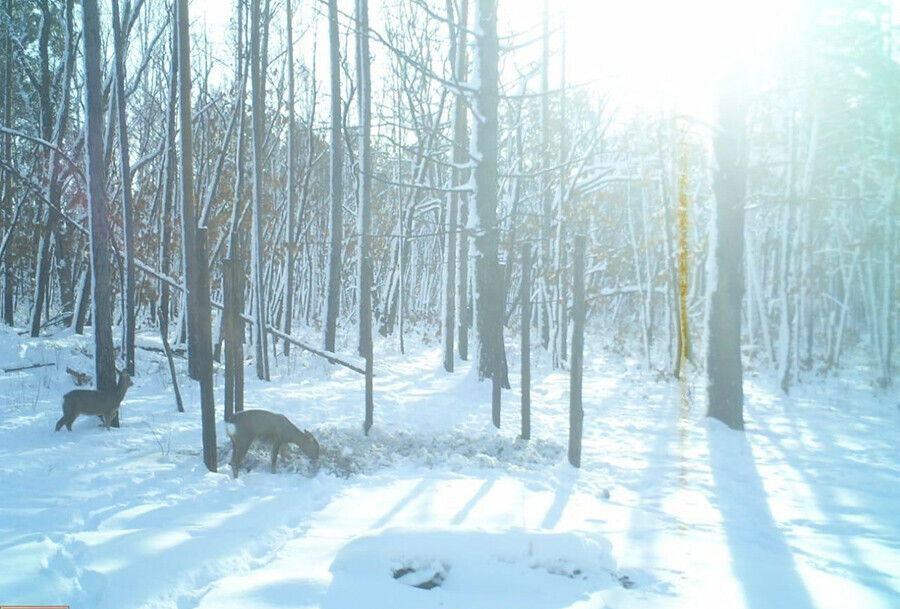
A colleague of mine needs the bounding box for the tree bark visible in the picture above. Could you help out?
[111,0,135,376]
[357,0,374,433]
[568,235,585,467]
[250,0,270,379]
[521,243,531,440]
[472,0,507,427]
[178,0,201,381]
[324,0,343,353]
[159,6,178,344]
[283,0,296,356]
[706,79,747,431]
[443,0,469,373]
[82,0,117,394]
[1,0,13,326]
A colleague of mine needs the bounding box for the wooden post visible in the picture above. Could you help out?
[521,243,531,440]
[197,227,217,472]
[568,235,585,468]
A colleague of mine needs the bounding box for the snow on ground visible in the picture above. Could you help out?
[0,322,898,609]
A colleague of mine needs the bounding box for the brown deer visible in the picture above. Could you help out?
[225,409,319,478]
[55,371,133,431]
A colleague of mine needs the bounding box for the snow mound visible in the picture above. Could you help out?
[323,528,617,609]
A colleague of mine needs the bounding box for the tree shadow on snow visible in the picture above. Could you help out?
[765,396,900,598]
[706,420,816,609]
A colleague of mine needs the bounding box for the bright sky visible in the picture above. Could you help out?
[550,0,803,117]
[194,0,893,119]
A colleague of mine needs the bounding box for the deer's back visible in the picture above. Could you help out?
[229,410,299,442]
[63,389,116,415]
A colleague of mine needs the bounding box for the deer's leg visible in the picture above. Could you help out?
[231,437,251,478]
[270,443,281,473]
[106,408,120,430]
[56,403,74,431]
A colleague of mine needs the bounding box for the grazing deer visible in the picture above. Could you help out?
[55,371,134,431]
[225,409,319,478]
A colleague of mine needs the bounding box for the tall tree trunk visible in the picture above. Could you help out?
[82,0,117,392]
[443,0,469,373]
[555,24,568,366]
[283,0,296,355]
[112,0,135,376]
[2,0,14,326]
[250,0,270,379]
[178,0,201,380]
[177,0,217,471]
[539,0,551,350]
[324,0,343,353]
[472,0,507,427]
[777,111,797,393]
[706,79,747,431]
[159,5,178,342]
[568,235,585,467]
[29,0,54,338]
[357,0,374,432]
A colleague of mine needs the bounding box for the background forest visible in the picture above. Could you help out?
[0,1,898,607]
[1,0,896,396]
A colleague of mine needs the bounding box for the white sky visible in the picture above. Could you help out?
[194,0,894,120]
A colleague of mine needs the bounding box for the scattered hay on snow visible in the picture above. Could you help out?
[220,426,565,478]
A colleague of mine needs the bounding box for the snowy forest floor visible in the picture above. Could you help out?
[0,323,898,609]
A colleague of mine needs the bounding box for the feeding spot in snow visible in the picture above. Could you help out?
[283,426,566,478]
[323,528,616,609]
[617,573,636,588]
[391,559,448,589]
[534,559,585,580]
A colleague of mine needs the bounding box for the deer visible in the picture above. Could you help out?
[55,371,134,431]
[225,409,320,478]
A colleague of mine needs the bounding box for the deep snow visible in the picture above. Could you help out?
[0,323,898,608]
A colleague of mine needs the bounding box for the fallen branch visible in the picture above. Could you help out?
[265,325,369,376]
[3,362,55,373]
